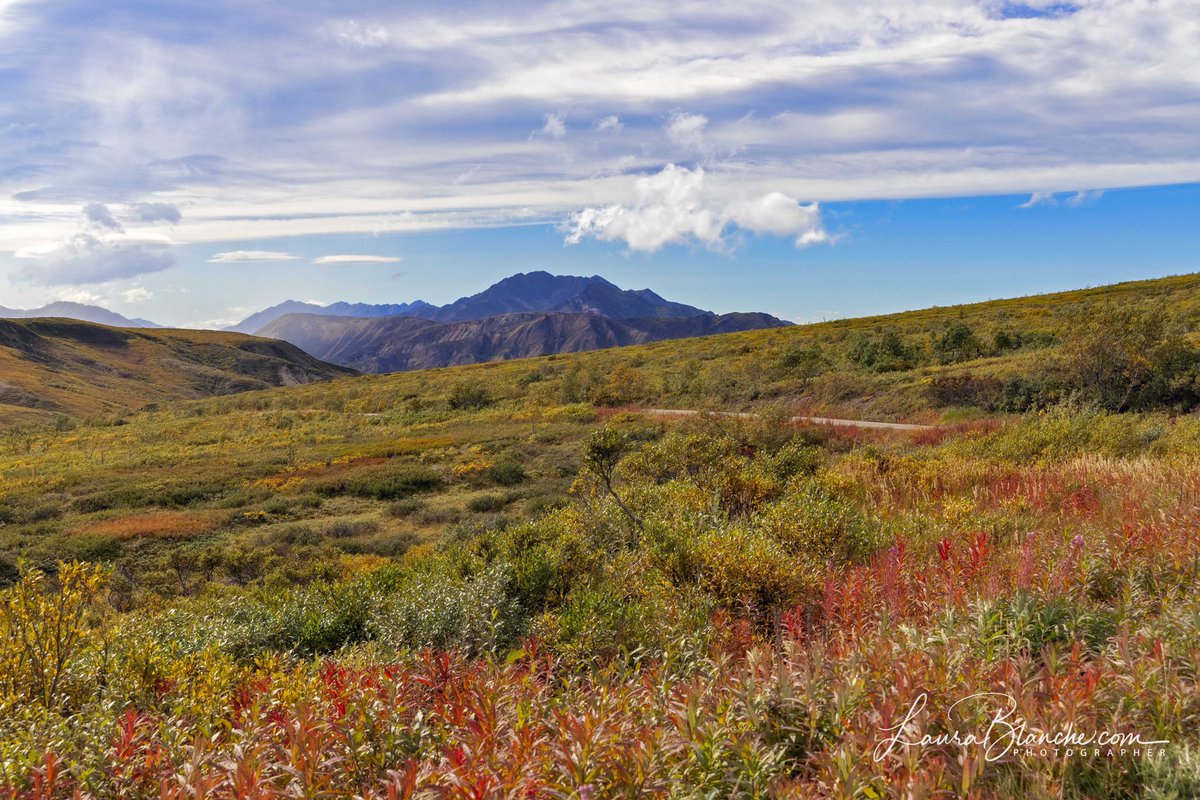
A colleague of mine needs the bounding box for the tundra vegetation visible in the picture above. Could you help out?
[2,273,1200,797]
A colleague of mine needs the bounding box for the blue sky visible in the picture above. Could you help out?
[0,1,1198,326]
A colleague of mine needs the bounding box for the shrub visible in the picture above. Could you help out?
[324,519,381,539]
[22,504,62,523]
[488,459,526,486]
[335,531,420,558]
[263,497,290,516]
[416,507,462,526]
[0,561,107,708]
[58,534,122,563]
[369,563,522,653]
[386,498,426,518]
[314,464,442,500]
[468,493,509,513]
[447,382,492,410]
[933,321,982,364]
[925,373,1003,408]
[848,329,917,372]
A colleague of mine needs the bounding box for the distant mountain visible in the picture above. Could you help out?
[419,271,711,323]
[258,309,788,373]
[0,302,160,328]
[0,318,355,426]
[226,299,432,334]
[230,271,714,334]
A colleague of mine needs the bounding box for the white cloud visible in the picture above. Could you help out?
[0,0,1197,264]
[665,111,708,155]
[207,250,299,263]
[11,202,177,286]
[566,164,826,252]
[53,289,104,305]
[1066,189,1104,207]
[17,233,175,286]
[122,286,153,303]
[595,115,623,133]
[313,254,402,264]
[331,19,390,48]
[1018,191,1057,208]
[1019,189,1105,209]
[728,193,826,246]
[540,111,566,139]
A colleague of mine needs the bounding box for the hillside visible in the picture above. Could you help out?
[3,273,1200,798]
[258,308,789,372]
[0,318,355,426]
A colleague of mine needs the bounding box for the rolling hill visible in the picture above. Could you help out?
[0,318,355,426]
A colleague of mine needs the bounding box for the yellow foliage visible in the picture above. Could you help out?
[0,561,106,709]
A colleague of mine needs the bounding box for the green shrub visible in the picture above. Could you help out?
[57,534,122,563]
[369,563,522,654]
[324,519,381,539]
[334,531,420,558]
[447,382,492,410]
[468,493,509,513]
[386,498,426,518]
[313,464,442,500]
[488,459,526,486]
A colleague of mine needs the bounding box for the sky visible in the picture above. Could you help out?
[0,0,1197,328]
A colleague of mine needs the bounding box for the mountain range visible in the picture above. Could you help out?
[225,299,433,334]
[0,302,160,328]
[2,272,788,380]
[225,272,712,333]
[256,309,785,373]
[239,271,789,372]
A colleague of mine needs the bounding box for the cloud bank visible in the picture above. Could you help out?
[0,0,1197,270]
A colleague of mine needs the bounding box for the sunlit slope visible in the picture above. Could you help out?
[0,319,356,426]
[237,271,1200,423]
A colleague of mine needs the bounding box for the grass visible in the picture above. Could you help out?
[2,272,1200,796]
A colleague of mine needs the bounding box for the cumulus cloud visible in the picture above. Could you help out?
[18,233,175,286]
[83,203,122,232]
[728,193,827,246]
[313,254,402,264]
[565,165,826,252]
[540,112,566,139]
[207,250,299,263]
[132,202,182,224]
[122,286,153,303]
